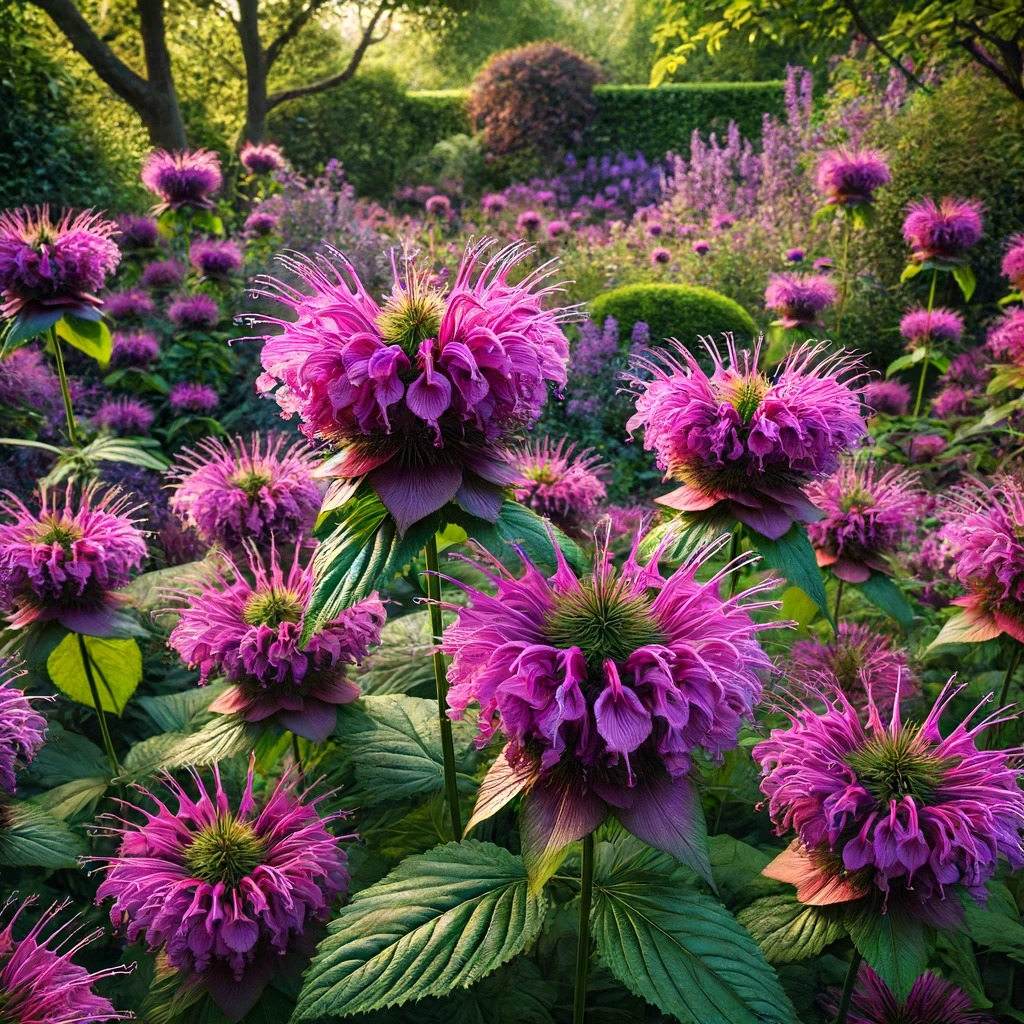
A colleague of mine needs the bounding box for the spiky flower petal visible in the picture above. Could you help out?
[169,382,218,415]
[240,142,285,176]
[141,149,223,211]
[764,273,836,329]
[815,147,890,206]
[902,197,984,264]
[0,657,48,794]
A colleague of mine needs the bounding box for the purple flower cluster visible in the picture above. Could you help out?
[987,307,1024,364]
[764,273,837,329]
[169,381,219,415]
[424,195,452,218]
[111,330,160,369]
[141,259,185,289]
[0,657,47,794]
[190,239,244,278]
[117,214,159,249]
[240,141,285,176]
[862,379,910,417]
[834,967,998,1024]
[105,288,155,322]
[815,146,890,206]
[0,345,62,427]
[93,396,156,435]
[1002,232,1024,292]
[512,437,608,537]
[902,197,984,263]
[245,209,279,236]
[899,306,964,346]
[141,148,223,211]
[168,293,220,330]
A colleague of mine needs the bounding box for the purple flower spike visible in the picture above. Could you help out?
[815,146,890,206]
[111,330,160,369]
[117,214,159,249]
[0,657,48,794]
[649,246,672,265]
[240,141,285,176]
[141,148,223,211]
[627,338,867,540]
[764,272,837,329]
[245,210,279,236]
[515,210,542,232]
[141,259,185,290]
[902,196,984,263]
[95,765,349,1021]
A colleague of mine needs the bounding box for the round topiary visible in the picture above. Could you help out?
[468,43,603,161]
[588,283,757,355]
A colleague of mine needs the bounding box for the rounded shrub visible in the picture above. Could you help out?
[468,43,603,161]
[588,283,757,354]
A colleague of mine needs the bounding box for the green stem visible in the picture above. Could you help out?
[912,269,939,418]
[998,643,1022,708]
[49,325,78,447]
[76,633,119,777]
[834,949,862,1024]
[833,578,845,626]
[291,732,304,781]
[573,833,595,1024]
[834,218,852,342]
[728,527,741,598]
[424,534,463,841]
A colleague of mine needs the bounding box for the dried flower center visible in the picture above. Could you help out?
[376,285,445,357]
[847,725,954,804]
[242,587,304,628]
[715,371,771,424]
[184,815,268,887]
[230,468,274,498]
[545,574,665,664]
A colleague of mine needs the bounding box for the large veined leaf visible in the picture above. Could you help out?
[0,797,86,867]
[591,865,796,1024]
[853,573,915,629]
[122,714,260,777]
[356,612,437,697]
[845,900,930,1002]
[56,312,112,365]
[965,881,1024,965]
[750,525,833,627]
[294,840,547,1019]
[31,777,110,822]
[736,893,846,965]
[47,633,142,714]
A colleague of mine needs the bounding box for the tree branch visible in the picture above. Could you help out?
[266,0,387,109]
[265,0,334,71]
[839,0,932,91]
[952,14,1024,101]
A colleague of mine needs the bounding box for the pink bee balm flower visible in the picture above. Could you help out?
[899,306,964,346]
[117,214,159,249]
[141,148,223,211]
[754,682,1024,928]
[815,147,891,206]
[908,434,948,463]
[627,338,867,540]
[785,623,915,706]
[191,240,243,278]
[480,193,507,215]
[253,240,573,534]
[444,530,778,880]
[511,437,608,538]
[824,966,998,1024]
[0,897,132,1023]
[93,397,156,436]
[0,657,48,794]
[902,197,984,263]
[546,219,570,239]
[424,195,452,218]
[169,433,322,550]
[764,272,837,329]
[515,210,542,232]
[169,381,219,415]
[95,765,349,1021]
[0,484,147,634]
[806,458,927,583]
[167,546,383,740]
[986,307,1024,364]
[649,246,671,266]
[862,380,910,417]
[244,210,278,236]
[931,385,976,421]
[168,293,220,330]
[1001,232,1024,292]
[692,239,710,255]
[785,247,805,263]
[239,141,285,176]
[104,288,155,322]
[141,259,185,290]
[111,329,160,369]
[0,206,120,322]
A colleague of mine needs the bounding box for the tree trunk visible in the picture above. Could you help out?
[238,0,268,143]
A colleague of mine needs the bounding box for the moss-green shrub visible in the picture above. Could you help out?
[588,283,757,354]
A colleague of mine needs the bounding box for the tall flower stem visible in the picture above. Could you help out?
[834,217,852,342]
[424,534,463,841]
[728,528,742,598]
[833,578,845,625]
[291,732,305,781]
[573,833,595,1024]
[834,948,862,1024]
[49,325,78,447]
[76,632,120,777]
[998,642,1022,708]
[912,269,940,418]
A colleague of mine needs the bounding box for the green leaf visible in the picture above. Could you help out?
[591,872,796,1023]
[31,776,110,821]
[638,513,731,565]
[47,633,142,714]
[22,723,107,786]
[779,585,819,633]
[852,573,915,628]
[0,796,86,867]
[137,683,225,732]
[965,881,1024,964]
[356,612,437,697]
[952,263,976,302]
[900,262,924,284]
[56,313,112,365]
[953,399,1022,440]
[884,347,927,378]
[294,840,547,1019]
[707,835,773,907]
[122,714,260,776]
[736,893,846,964]
[749,524,832,627]
[845,901,930,1002]
[1,307,63,353]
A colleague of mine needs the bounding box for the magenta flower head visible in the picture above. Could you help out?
[785,247,805,263]
[111,329,160,369]
[1001,232,1024,292]
[481,193,507,215]
[0,897,132,1023]
[764,272,837,329]
[546,219,570,239]
[909,434,947,463]
[190,240,243,279]
[940,475,1024,643]
[95,764,349,1020]
[239,140,285,176]
[692,238,710,255]
[806,458,926,583]
[824,966,998,1024]
[754,682,1024,928]
[862,379,910,417]
[93,397,156,436]
[815,146,891,206]
[169,381,219,415]
[511,437,608,538]
[166,546,383,740]
[117,214,159,249]
[141,259,185,290]
[649,246,672,266]
[253,240,573,534]
[515,210,542,233]
[0,657,48,794]
[444,529,778,881]
[627,338,867,539]
[0,206,120,323]
[244,210,278,237]
[711,213,735,231]
[899,306,964,346]
[0,484,147,634]
[986,307,1024,364]
[813,256,835,272]
[141,148,223,211]
[931,385,975,421]
[424,195,452,218]
[902,197,984,264]
[169,433,322,550]
[785,623,915,706]
[168,293,220,330]
[104,288,155,322]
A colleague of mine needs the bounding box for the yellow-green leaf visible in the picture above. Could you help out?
[47,633,142,714]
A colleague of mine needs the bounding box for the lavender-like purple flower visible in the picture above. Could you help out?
[627,338,867,539]
[0,345,62,427]
[0,657,48,794]
[546,219,570,239]
[141,259,185,290]
[445,530,777,876]
[240,141,285,176]
[104,288,155,322]
[168,293,220,330]
[0,484,147,633]
[815,146,891,206]
[244,210,279,236]
[649,246,672,265]
[190,240,243,278]
[806,458,926,583]
[480,193,508,215]
[711,213,735,231]
[424,195,452,218]
[515,210,542,233]
[931,385,976,421]
[785,247,805,263]
[0,897,132,1023]
[95,765,349,1020]
[93,397,156,435]
[754,683,1024,927]
[0,206,120,322]
[169,381,219,415]
[899,307,964,346]
[168,433,322,550]
[987,307,1024,364]
[902,197,984,263]
[141,148,223,211]
[1002,232,1024,292]
[692,239,710,255]
[111,330,160,369]
[764,272,837,329]
[117,214,159,249]
[862,380,910,417]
